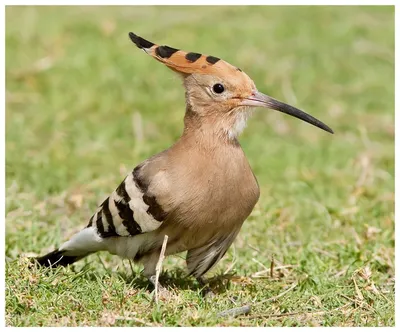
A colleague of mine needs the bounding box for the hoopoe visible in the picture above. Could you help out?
[35,32,333,291]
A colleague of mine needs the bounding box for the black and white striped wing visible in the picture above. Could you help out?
[87,166,167,238]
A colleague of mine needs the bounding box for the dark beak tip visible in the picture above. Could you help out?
[325,127,334,134]
[325,126,334,134]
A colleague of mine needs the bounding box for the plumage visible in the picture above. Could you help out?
[35,32,333,291]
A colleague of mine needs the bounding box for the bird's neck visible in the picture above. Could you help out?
[181,104,247,148]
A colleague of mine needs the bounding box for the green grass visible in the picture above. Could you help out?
[5,5,394,327]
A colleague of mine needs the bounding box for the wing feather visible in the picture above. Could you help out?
[88,164,167,238]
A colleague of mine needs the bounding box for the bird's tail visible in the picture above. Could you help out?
[34,249,85,268]
[34,226,105,268]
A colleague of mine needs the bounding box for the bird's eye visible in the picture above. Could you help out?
[212,83,225,94]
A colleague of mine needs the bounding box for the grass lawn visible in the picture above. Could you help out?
[5,5,394,327]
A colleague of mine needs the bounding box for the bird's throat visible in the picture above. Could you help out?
[183,105,251,144]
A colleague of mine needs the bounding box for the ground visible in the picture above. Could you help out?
[5,5,394,327]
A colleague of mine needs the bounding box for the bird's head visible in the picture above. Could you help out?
[129,32,333,140]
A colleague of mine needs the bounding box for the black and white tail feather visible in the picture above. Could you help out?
[35,249,84,267]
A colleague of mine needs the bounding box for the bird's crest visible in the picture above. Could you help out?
[129,32,242,77]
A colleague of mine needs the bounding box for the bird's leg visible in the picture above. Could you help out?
[148,275,168,292]
[147,275,170,301]
[197,276,215,298]
[143,254,169,298]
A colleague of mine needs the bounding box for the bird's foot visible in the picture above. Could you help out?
[197,276,216,299]
[148,275,170,301]
[202,286,216,299]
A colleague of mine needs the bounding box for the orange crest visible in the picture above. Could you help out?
[129,32,243,78]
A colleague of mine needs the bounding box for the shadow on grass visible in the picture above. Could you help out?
[23,254,233,296]
[120,268,235,296]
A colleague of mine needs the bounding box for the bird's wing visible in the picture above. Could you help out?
[186,228,240,278]
[87,159,170,238]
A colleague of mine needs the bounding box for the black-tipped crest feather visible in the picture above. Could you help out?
[129,32,154,49]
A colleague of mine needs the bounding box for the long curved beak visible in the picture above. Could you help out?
[241,91,334,134]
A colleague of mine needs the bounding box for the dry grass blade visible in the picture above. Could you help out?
[251,265,297,279]
[340,294,377,315]
[270,255,275,278]
[154,235,168,304]
[252,258,268,270]
[352,274,364,302]
[253,282,298,305]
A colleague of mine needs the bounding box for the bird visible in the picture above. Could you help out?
[35,32,333,292]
